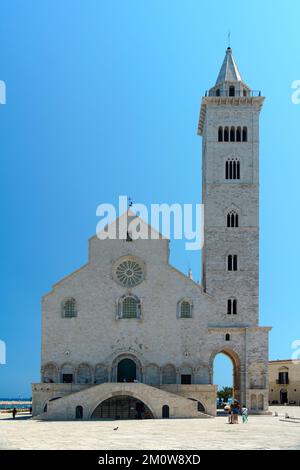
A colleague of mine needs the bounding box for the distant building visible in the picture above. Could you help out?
[269,360,300,405]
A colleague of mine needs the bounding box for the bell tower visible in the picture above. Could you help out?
[198,47,265,326]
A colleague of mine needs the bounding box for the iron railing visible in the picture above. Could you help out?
[205,90,262,97]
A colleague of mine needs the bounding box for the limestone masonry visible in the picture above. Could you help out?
[32,47,271,420]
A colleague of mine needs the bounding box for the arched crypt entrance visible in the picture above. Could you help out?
[91,395,154,420]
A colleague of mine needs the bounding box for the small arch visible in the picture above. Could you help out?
[76,363,92,384]
[236,127,241,142]
[180,364,193,384]
[230,126,235,142]
[237,160,240,179]
[228,255,233,271]
[162,364,176,384]
[94,364,108,384]
[218,126,223,142]
[162,405,170,418]
[258,394,264,410]
[229,86,235,97]
[216,88,221,97]
[242,127,248,142]
[228,254,238,271]
[250,394,257,410]
[224,127,229,142]
[75,405,83,419]
[43,403,48,413]
[225,160,229,179]
[145,363,160,386]
[225,333,231,341]
[42,362,59,383]
[233,254,238,271]
[225,158,240,180]
[227,298,237,315]
[226,210,239,228]
[60,363,74,383]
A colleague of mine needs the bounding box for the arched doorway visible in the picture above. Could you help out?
[75,405,83,419]
[117,358,137,382]
[210,349,241,411]
[91,395,154,420]
[162,405,169,418]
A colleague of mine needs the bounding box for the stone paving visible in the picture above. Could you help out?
[0,407,299,450]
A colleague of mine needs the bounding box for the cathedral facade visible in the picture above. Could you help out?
[32,48,271,420]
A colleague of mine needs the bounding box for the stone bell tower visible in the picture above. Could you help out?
[198,47,265,327]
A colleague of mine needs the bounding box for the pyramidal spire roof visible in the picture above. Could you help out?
[215,47,243,85]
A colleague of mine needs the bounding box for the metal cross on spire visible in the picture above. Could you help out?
[128,196,133,210]
[228,31,231,48]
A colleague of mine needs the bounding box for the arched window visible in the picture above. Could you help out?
[225,333,231,341]
[42,363,59,383]
[224,127,229,142]
[227,298,237,315]
[237,160,240,179]
[233,255,238,271]
[228,255,238,271]
[242,127,248,142]
[218,126,223,142]
[229,86,235,97]
[162,364,176,384]
[230,126,235,142]
[178,299,193,318]
[216,88,220,96]
[227,210,239,228]
[117,295,141,319]
[225,159,240,180]
[243,89,247,97]
[236,127,241,142]
[62,298,77,318]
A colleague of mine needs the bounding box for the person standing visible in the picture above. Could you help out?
[232,400,240,424]
[241,405,248,423]
[12,408,17,419]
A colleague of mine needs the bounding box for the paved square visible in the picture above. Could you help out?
[0,407,299,450]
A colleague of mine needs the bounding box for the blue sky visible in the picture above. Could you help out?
[0,0,300,396]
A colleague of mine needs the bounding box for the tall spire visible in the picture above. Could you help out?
[215,47,243,85]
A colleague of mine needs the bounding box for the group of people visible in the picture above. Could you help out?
[225,400,248,424]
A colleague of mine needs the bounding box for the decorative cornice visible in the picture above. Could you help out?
[198,96,265,136]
